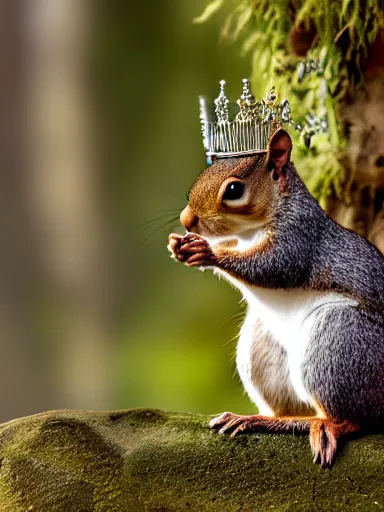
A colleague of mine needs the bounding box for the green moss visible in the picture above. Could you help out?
[0,409,383,511]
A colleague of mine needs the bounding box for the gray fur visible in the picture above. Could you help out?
[303,306,384,426]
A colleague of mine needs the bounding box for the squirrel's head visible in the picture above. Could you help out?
[180,129,292,241]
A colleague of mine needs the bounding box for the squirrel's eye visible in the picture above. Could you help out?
[223,181,245,201]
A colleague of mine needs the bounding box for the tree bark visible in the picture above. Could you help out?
[327,76,384,253]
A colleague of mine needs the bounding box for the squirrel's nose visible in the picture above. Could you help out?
[180,205,198,231]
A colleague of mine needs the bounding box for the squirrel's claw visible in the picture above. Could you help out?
[209,412,254,434]
[209,411,239,429]
[309,421,338,467]
[309,419,359,467]
[214,414,263,437]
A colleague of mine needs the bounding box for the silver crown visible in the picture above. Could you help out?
[199,79,294,161]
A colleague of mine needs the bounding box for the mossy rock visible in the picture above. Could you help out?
[0,409,383,511]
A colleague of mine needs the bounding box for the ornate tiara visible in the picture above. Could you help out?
[199,79,294,162]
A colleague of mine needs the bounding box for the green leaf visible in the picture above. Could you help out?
[193,0,224,24]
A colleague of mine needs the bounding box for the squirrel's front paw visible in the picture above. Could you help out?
[179,233,217,268]
[168,233,216,268]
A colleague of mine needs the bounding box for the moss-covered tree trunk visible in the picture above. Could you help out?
[0,409,384,511]
[295,27,384,252]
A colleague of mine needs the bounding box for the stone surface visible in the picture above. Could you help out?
[0,409,383,511]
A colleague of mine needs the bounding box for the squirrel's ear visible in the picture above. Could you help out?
[267,128,292,172]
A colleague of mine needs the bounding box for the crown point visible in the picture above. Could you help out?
[236,78,256,121]
[214,80,229,123]
[241,78,253,99]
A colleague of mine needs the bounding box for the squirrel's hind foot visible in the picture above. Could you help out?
[309,419,360,468]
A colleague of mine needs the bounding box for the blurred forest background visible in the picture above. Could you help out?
[0,0,256,422]
[2,1,384,423]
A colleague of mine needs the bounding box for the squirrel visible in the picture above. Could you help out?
[167,128,384,467]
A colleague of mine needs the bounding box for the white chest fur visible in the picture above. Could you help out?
[214,267,357,413]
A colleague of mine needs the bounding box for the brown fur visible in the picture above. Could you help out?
[187,154,274,237]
